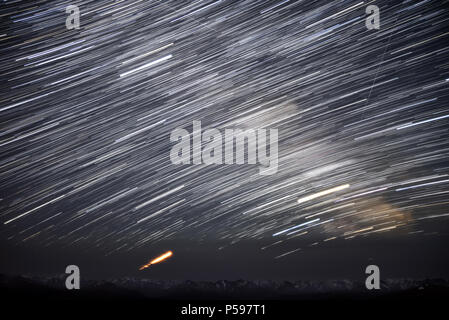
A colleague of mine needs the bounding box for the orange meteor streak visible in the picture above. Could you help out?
[139,250,173,270]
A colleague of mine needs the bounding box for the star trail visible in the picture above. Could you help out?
[1,0,449,266]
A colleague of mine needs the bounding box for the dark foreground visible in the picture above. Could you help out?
[2,274,448,318]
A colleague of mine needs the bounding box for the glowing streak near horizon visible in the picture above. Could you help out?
[139,251,173,270]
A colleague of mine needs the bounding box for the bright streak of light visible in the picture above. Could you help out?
[120,54,172,77]
[139,251,173,270]
[297,184,350,204]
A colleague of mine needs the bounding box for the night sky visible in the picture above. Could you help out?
[1,0,449,281]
